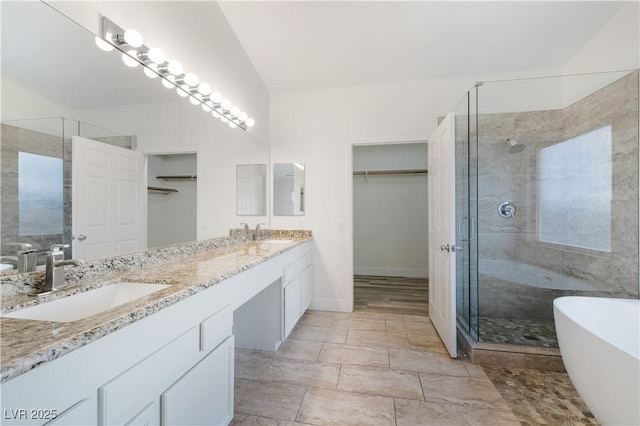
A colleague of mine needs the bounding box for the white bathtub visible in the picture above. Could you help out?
[554,296,640,425]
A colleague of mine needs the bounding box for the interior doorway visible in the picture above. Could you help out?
[352,143,429,315]
[147,153,197,248]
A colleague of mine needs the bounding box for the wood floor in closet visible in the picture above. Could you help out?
[353,275,428,316]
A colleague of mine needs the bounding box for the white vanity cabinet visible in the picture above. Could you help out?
[1,289,233,426]
[282,246,312,339]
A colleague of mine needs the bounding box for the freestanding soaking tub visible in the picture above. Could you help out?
[554,296,640,425]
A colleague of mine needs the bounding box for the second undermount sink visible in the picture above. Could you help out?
[2,282,170,323]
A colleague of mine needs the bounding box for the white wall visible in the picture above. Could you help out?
[353,144,428,278]
[1,78,69,123]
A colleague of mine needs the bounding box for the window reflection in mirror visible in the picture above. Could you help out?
[236,164,267,216]
[273,163,305,216]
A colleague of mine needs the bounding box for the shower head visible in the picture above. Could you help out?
[505,139,526,153]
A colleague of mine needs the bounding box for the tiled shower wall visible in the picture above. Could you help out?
[477,71,639,321]
[0,123,135,260]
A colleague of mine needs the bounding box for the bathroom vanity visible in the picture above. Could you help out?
[0,235,312,425]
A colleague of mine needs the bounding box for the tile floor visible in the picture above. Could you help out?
[231,310,521,425]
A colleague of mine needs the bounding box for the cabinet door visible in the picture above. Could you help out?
[300,266,312,314]
[160,336,234,426]
[44,399,92,426]
[283,277,301,338]
[124,401,159,426]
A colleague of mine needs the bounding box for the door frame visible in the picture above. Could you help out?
[345,135,428,313]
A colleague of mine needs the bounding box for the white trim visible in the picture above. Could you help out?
[354,267,428,279]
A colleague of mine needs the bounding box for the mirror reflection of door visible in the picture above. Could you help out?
[147,153,197,248]
[273,163,305,216]
[72,136,147,260]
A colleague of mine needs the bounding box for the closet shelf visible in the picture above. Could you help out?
[148,186,178,194]
[353,169,428,176]
[155,175,197,181]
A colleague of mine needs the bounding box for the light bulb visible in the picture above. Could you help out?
[184,73,199,87]
[230,106,240,117]
[211,110,220,119]
[146,47,166,64]
[202,102,213,113]
[177,84,190,97]
[94,36,114,52]
[198,83,212,96]
[210,92,223,104]
[162,75,176,89]
[229,121,237,129]
[189,96,200,106]
[221,100,232,111]
[245,118,255,128]
[123,29,143,48]
[220,116,229,123]
[167,60,183,76]
[122,51,139,67]
[237,111,248,122]
[144,63,159,79]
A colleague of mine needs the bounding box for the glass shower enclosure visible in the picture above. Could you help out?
[456,70,640,349]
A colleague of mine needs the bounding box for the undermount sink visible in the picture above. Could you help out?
[2,282,170,323]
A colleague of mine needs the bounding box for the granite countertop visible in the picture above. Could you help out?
[0,235,311,383]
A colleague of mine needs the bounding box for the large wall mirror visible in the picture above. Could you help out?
[273,163,305,216]
[0,2,269,271]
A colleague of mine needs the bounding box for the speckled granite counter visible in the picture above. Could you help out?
[0,234,311,383]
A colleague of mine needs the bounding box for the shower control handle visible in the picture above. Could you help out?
[498,202,516,218]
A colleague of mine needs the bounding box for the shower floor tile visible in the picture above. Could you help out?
[479,316,559,348]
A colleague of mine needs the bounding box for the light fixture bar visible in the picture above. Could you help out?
[97,16,254,131]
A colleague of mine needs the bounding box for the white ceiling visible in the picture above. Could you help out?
[218,1,625,92]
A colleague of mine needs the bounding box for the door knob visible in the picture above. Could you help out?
[440,244,450,252]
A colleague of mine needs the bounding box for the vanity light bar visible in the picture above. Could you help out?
[95,17,255,131]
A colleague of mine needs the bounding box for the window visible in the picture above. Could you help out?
[537,125,612,252]
[18,152,63,236]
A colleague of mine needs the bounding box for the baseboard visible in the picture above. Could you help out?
[354,266,428,278]
[309,298,352,312]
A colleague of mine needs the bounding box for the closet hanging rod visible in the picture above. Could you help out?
[353,169,428,176]
[155,175,197,181]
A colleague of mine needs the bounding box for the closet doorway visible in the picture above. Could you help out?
[352,143,428,315]
[147,153,197,248]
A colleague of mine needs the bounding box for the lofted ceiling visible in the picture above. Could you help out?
[218,1,625,92]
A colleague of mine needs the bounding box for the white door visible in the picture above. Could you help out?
[427,112,457,358]
[72,136,147,260]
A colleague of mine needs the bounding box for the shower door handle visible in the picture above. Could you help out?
[457,217,476,242]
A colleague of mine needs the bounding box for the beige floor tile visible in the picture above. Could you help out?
[234,378,306,421]
[346,329,410,349]
[386,319,438,335]
[351,311,404,321]
[318,343,389,368]
[394,398,516,426]
[259,358,340,389]
[298,313,333,327]
[296,387,395,425]
[389,349,470,377]
[230,413,307,425]
[276,339,323,361]
[408,333,448,354]
[235,348,274,379]
[329,318,386,331]
[419,373,509,409]
[337,365,424,400]
[401,314,431,323]
[461,359,490,379]
[289,325,348,344]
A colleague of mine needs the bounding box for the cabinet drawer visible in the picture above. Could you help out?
[283,262,296,284]
[305,252,312,268]
[199,304,232,353]
[44,399,91,426]
[124,401,158,426]
[99,327,199,425]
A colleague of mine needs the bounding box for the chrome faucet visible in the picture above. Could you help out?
[240,222,250,237]
[7,243,37,273]
[44,244,86,292]
[254,223,266,240]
